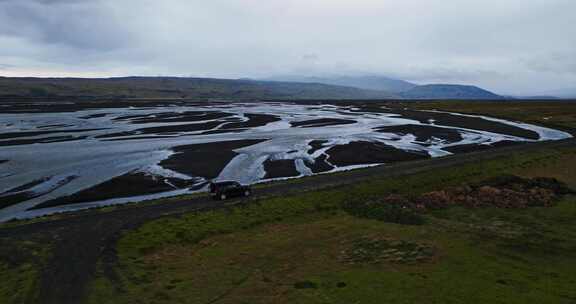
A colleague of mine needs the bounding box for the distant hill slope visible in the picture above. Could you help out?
[0,76,398,100]
[400,84,504,100]
[539,88,576,99]
[265,75,417,93]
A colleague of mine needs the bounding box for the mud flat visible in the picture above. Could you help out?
[220,113,281,129]
[32,172,200,209]
[112,111,232,124]
[159,139,268,179]
[391,109,540,139]
[306,155,335,173]
[375,124,463,143]
[326,141,429,167]
[443,140,522,153]
[263,159,300,179]
[291,118,355,128]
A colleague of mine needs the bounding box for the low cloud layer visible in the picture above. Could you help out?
[0,0,575,95]
[0,0,131,50]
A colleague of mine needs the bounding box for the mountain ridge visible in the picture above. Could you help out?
[263,75,417,93]
[400,84,504,100]
[0,76,398,100]
[0,76,509,100]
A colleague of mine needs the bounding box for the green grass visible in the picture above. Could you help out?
[0,262,41,304]
[80,145,576,303]
[89,198,576,304]
[0,240,50,304]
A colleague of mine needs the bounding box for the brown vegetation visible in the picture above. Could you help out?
[384,175,571,211]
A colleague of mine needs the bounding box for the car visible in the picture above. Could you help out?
[209,181,252,200]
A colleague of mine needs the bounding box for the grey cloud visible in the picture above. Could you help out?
[392,68,506,83]
[0,0,133,50]
[524,53,576,75]
[0,63,16,70]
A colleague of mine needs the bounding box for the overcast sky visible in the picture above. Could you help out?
[0,0,575,95]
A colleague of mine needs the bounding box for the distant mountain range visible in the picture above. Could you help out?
[400,84,505,100]
[0,76,396,100]
[264,75,417,93]
[0,75,524,100]
[262,75,506,100]
[538,88,576,99]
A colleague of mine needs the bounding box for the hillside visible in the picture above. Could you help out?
[264,75,417,93]
[401,84,504,100]
[0,76,398,100]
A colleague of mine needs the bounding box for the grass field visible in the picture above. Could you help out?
[92,202,576,304]
[0,239,49,304]
[85,143,576,303]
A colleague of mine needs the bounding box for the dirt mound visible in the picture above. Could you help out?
[416,175,571,210]
[344,176,573,225]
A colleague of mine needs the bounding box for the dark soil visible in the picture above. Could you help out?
[263,159,300,179]
[396,110,540,140]
[291,118,355,128]
[200,128,247,135]
[102,136,179,142]
[308,140,328,154]
[137,120,225,134]
[0,135,89,147]
[1,178,50,195]
[444,140,522,153]
[31,172,199,210]
[220,113,281,129]
[120,111,232,124]
[0,129,104,140]
[159,139,268,179]
[111,113,161,121]
[95,118,237,139]
[36,124,73,129]
[94,131,138,139]
[0,192,35,209]
[79,113,110,119]
[305,155,334,173]
[326,141,429,167]
[375,124,463,143]
[0,176,77,209]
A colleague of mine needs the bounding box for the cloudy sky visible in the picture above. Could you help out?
[0,0,574,95]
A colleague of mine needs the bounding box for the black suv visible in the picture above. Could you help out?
[209,181,252,200]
